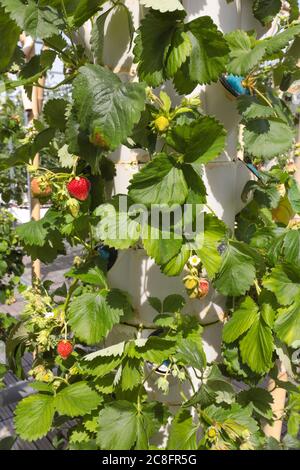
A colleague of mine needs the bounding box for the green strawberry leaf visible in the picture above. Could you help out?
[288,178,300,213]
[205,403,258,433]
[66,259,108,288]
[16,219,48,247]
[237,387,274,419]
[214,241,256,296]
[69,429,91,444]
[252,0,281,26]
[166,116,226,164]
[1,0,64,38]
[264,24,300,56]
[55,382,102,417]
[15,210,65,263]
[237,95,277,120]
[223,297,259,344]
[167,409,197,450]
[97,401,139,450]
[161,243,190,276]
[165,28,192,77]
[176,336,206,370]
[243,119,294,159]
[148,297,162,313]
[121,358,142,391]
[97,400,166,450]
[68,292,124,345]
[142,216,183,265]
[43,98,68,131]
[135,336,176,364]
[94,197,141,250]
[239,317,274,374]
[128,154,188,206]
[163,294,185,313]
[65,0,106,28]
[275,301,300,348]
[0,6,20,72]
[73,64,146,151]
[283,230,300,267]
[225,30,266,75]
[14,394,55,441]
[287,0,300,21]
[263,264,300,306]
[90,8,111,65]
[196,214,226,278]
[133,9,186,86]
[186,16,229,84]
[84,342,125,361]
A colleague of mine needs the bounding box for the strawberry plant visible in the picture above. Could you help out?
[0,209,24,304]
[0,0,300,450]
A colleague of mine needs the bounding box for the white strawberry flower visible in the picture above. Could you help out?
[44,311,54,319]
[188,255,201,267]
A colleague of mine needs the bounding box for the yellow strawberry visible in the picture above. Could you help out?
[183,276,198,290]
[154,116,170,133]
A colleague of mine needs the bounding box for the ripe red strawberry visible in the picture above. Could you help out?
[198,279,209,298]
[67,176,91,201]
[57,340,73,359]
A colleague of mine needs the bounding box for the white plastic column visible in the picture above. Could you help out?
[104,0,265,362]
[78,1,286,443]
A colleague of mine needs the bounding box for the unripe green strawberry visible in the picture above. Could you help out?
[67,198,80,217]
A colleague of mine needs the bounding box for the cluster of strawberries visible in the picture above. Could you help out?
[31,176,91,202]
[31,176,91,360]
[183,255,209,300]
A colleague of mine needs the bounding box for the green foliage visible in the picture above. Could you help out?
[186,16,229,84]
[223,296,275,374]
[134,10,228,87]
[14,394,55,441]
[0,209,24,304]
[68,289,131,345]
[1,0,300,451]
[54,381,102,417]
[0,6,20,72]
[214,241,256,296]
[14,381,102,441]
[166,116,226,164]
[1,0,64,39]
[167,409,197,450]
[252,0,281,26]
[16,209,65,263]
[225,30,266,76]
[73,65,146,151]
[97,400,165,450]
[128,153,188,205]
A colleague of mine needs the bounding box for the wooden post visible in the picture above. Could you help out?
[263,365,288,440]
[30,82,44,281]
[20,35,45,282]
